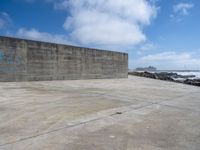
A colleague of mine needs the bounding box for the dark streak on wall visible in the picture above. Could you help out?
[0,36,128,82]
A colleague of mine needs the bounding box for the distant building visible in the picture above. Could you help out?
[136,66,157,71]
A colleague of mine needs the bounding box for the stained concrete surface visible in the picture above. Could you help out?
[0,36,128,81]
[0,76,200,150]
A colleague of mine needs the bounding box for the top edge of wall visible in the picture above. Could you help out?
[0,35,128,56]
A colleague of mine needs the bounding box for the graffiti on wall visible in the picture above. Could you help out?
[0,50,5,61]
[0,49,25,72]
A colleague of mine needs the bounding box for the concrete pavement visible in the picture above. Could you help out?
[0,76,200,150]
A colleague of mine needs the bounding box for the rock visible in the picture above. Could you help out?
[184,79,200,86]
[129,71,174,81]
[129,71,157,79]
[129,71,200,87]
[155,72,174,81]
[143,71,157,79]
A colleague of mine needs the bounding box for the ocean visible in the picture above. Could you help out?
[174,72,200,79]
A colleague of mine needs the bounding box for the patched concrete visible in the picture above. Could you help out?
[0,76,200,150]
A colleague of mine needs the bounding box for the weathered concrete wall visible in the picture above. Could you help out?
[0,36,128,81]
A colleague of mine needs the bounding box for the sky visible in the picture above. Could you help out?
[0,0,200,70]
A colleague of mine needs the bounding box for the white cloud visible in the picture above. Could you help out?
[134,51,200,70]
[135,42,157,56]
[53,0,69,10]
[16,28,73,45]
[173,3,194,16]
[54,0,158,49]
[0,12,12,30]
[139,42,157,51]
[141,52,191,61]
[0,18,5,29]
[24,0,35,2]
[171,2,194,22]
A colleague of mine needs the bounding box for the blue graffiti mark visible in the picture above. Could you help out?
[0,50,4,61]
[0,68,17,72]
[0,49,26,73]
[0,49,23,65]
[6,57,14,64]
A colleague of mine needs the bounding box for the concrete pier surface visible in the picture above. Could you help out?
[0,76,200,150]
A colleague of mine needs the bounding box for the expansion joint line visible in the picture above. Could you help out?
[0,91,198,147]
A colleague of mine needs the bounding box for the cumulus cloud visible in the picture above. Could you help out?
[134,51,200,70]
[53,0,158,49]
[16,28,72,44]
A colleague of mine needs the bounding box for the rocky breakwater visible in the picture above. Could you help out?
[183,79,200,86]
[129,71,200,87]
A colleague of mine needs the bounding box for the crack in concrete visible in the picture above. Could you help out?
[0,91,199,147]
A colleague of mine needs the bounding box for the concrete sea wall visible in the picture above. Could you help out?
[0,36,128,81]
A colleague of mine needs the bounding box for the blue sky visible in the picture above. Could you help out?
[0,0,200,70]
